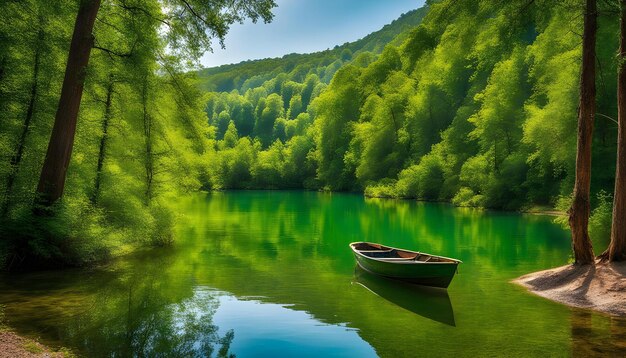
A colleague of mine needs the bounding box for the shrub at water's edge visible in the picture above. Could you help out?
[0,196,177,270]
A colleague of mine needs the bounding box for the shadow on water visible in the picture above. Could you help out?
[571,309,626,357]
[352,265,456,327]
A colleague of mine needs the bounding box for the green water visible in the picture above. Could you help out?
[1,191,625,357]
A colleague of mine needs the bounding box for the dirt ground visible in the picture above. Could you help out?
[0,330,69,358]
[514,261,626,316]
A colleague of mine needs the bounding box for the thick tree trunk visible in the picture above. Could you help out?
[568,0,596,265]
[1,26,44,216]
[601,0,626,262]
[91,78,114,204]
[35,0,101,206]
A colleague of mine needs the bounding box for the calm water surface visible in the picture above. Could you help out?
[1,191,626,357]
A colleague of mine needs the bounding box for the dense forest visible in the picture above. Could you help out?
[201,1,619,240]
[0,0,624,268]
[0,0,276,268]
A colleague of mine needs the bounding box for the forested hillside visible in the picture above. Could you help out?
[202,0,619,232]
[195,7,428,93]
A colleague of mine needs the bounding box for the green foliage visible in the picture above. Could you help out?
[2,0,623,268]
[195,7,429,92]
[256,93,284,147]
[552,190,613,250]
[0,0,277,269]
[553,195,573,230]
[395,155,445,201]
[1,201,112,268]
[452,187,485,208]
[364,179,398,199]
[313,65,363,190]
[589,191,613,249]
[22,340,44,354]
[200,0,620,225]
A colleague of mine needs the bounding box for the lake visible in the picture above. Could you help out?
[1,191,625,357]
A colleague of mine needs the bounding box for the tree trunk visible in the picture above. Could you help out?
[568,0,597,265]
[389,107,399,142]
[142,77,154,205]
[91,77,114,204]
[494,139,499,173]
[35,0,101,207]
[1,25,44,216]
[0,56,6,87]
[601,0,626,262]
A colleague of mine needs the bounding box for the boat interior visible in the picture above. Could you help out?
[352,242,456,263]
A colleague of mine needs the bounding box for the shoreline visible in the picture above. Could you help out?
[200,190,570,220]
[513,261,626,317]
[0,330,73,358]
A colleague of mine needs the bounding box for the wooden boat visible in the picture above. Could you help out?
[349,242,462,288]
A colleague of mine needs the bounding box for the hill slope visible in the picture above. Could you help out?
[202,0,619,232]
[196,6,428,92]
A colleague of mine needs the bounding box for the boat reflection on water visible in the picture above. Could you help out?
[353,265,456,327]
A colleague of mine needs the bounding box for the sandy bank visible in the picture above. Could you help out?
[514,261,626,316]
[0,330,70,358]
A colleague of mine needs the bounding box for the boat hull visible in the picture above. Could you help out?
[353,252,459,288]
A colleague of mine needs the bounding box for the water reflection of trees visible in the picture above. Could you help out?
[361,198,570,269]
[70,285,233,357]
[0,192,603,357]
[177,192,606,357]
[571,310,626,357]
[2,249,235,357]
[72,253,235,357]
[193,192,572,273]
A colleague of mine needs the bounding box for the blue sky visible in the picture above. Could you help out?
[201,0,426,68]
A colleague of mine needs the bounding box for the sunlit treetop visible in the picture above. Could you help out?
[103,0,277,66]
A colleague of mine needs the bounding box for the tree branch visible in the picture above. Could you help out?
[597,113,619,125]
[179,0,212,27]
[93,45,133,58]
[117,1,172,27]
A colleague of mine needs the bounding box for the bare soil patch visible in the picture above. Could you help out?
[0,330,69,358]
[514,261,626,316]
